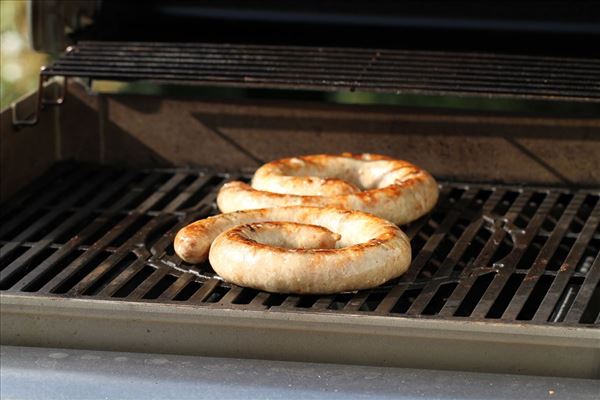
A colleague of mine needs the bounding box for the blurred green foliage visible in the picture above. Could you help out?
[1,0,48,109]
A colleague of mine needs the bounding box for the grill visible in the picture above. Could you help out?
[2,162,598,326]
[2,2,600,386]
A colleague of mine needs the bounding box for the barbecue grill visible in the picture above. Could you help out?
[1,1,599,398]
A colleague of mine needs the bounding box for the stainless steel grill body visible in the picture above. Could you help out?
[1,75,599,379]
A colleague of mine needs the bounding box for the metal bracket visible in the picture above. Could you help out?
[11,67,68,128]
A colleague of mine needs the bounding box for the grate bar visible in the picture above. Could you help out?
[37,173,176,293]
[499,193,589,320]
[248,292,271,308]
[218,286,245,305]
[97,257,147,298]
[402,186,453,240]
[157,273,195,301]
[127,266,172,300]
[0,168,92,252]
[0,163,79,221]
[39,41,600,102]
[32,174,165,293]
[161,175,212,213]
[97,208,208,299]
[66,217,163,296]
[179,174,238,214]
[69,213,180,297]
[403,189,479,278]
[311,296,334,310]
[533,201,600,322]
[276,295,301,309]
[62,173,198,299]
[144,210,212,273]
[374,188,480,314]
[134,173,189,213]
[438,190,533,317]
[469,192,560,319]
[9,171,141,292]
[187,279,221,303]
[0,170,122,286]
[564,254,600,324]
[343,291,372,311]
[405,190,506,315]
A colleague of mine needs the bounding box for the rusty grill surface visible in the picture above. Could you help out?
[0,162,599,327]
[43,41,600,102]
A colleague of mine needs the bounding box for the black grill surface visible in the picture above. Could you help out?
[1,162,599,326]
[43,41,600,102]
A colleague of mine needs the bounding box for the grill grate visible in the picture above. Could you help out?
[1,162,599,326]
[43,41,600,102]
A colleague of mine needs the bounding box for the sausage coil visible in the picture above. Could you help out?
[217,153,438,225]
[174,206,411,294]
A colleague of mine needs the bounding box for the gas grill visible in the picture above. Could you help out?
[1,1,600,398]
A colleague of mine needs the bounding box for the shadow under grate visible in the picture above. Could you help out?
[0,161,598,327]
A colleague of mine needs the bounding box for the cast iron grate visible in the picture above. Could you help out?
[1,162,599,326]
[44,41,600,102]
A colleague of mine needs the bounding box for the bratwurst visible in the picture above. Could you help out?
[217,153,438,225]
[174,206,411,294]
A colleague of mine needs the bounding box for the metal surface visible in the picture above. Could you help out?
[11,72,67,127]
[1,162,599,378]
[3,293,598,379]
[1,161,598,327]
[43,41,600,102]
[5,83,599,200]
[2,346,598,400]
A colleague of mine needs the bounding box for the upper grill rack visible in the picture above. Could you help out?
[12,41,600,126]
[1,162,598,326]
